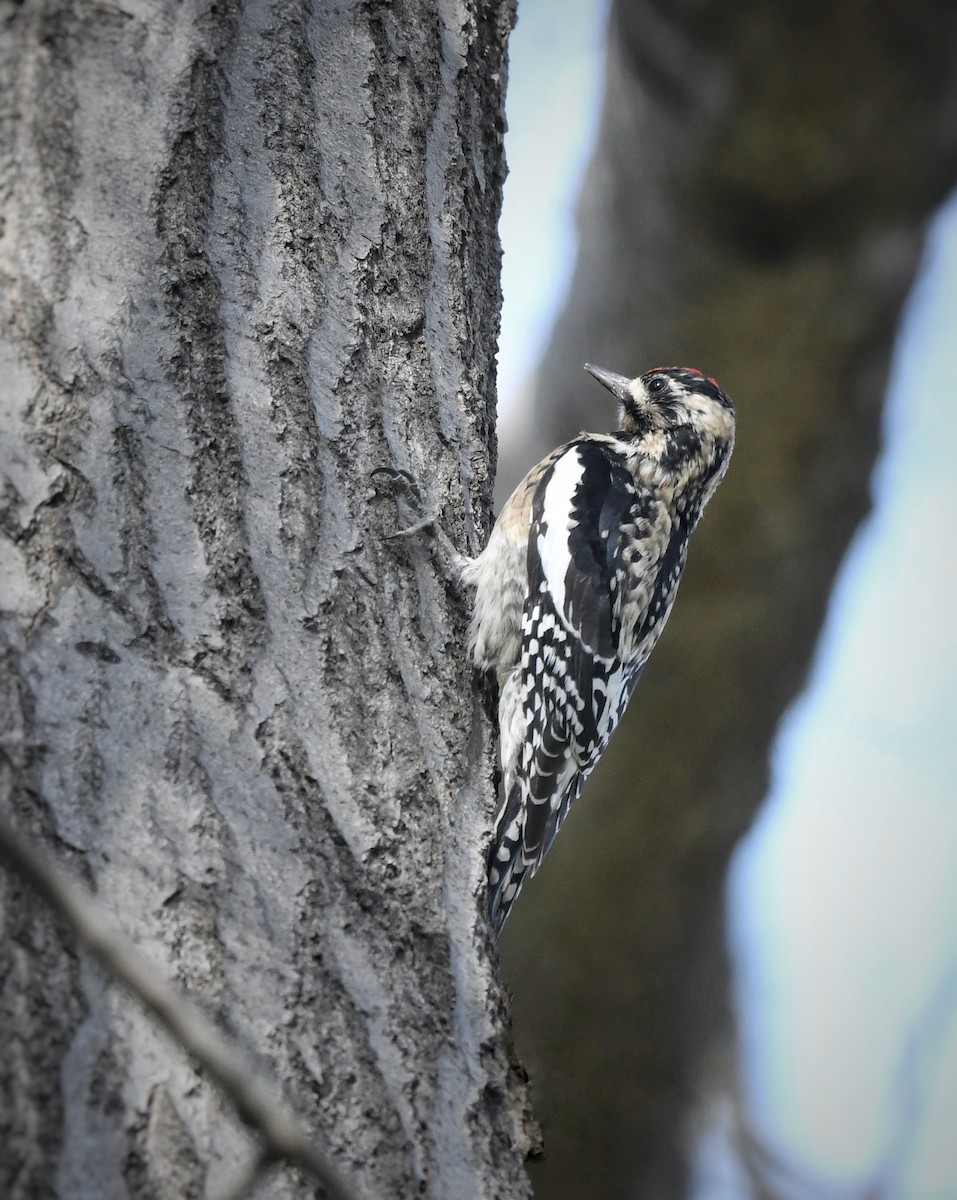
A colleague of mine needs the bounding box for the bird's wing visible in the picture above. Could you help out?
[488,441,648,931]
[522,438,640,833]
[532,438,637,659]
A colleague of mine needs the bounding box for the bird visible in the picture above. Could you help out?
[461,363,735,935]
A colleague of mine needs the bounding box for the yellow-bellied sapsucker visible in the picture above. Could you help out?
[463,364,735,935]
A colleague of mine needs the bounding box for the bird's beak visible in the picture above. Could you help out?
[584,362,632,402]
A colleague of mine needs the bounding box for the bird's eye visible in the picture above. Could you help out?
[649,377,667,394]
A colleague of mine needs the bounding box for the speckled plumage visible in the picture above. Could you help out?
[462,364,735,935]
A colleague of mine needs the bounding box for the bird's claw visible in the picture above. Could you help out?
[370,465,416,490]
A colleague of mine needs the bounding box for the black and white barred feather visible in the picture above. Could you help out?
[462,364,735,935]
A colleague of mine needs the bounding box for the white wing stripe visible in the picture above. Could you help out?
[536,447,586,632]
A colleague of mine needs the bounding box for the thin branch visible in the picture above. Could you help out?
[212,1149,277,1200]
[0,811,365,1200]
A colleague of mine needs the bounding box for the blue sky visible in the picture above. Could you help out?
[499,4,957,1196]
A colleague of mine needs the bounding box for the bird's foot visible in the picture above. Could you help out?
[370,466,469,582]
[370,467,437,540]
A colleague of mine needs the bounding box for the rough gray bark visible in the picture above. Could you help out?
[0,2,533,1198]
[496,3,957,1199]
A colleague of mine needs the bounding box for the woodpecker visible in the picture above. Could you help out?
[462,363,735,936]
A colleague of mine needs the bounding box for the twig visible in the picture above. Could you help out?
[0,813,365,1200]
[211,1148,276,1200]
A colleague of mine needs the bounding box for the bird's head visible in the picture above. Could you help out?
[585,362,735,483]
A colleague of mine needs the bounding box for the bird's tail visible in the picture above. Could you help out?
[487,767,586,938]
[487,780,529,937]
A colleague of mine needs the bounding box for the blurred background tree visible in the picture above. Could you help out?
[495,2,957,1198]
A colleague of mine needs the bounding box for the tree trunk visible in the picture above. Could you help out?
[497,3,957,1198]
[0,3,532,1198]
